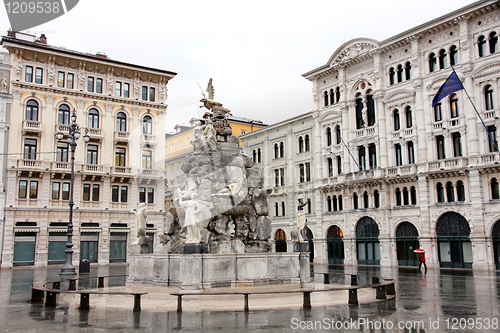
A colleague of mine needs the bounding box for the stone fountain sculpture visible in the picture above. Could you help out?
[160,78,272,254]
[130,202,151,253]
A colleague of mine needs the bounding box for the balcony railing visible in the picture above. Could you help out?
[139,169,159,177]
[387,165,416,176]
[81,164,104,173]
[112,166,132,174]
[114,131,130,143]
[51,161,71,170]
[22,120,42,131]
[55,124,70,133]
[427,157,467,171]
[142,134,156,142]
[484,110,497,119]
[17,159,42,168]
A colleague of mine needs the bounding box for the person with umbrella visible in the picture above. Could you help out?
[414,249,427,273]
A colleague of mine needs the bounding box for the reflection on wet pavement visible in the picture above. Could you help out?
[1,264,499,332]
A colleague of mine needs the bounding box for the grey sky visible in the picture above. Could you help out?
[0,0,475,131]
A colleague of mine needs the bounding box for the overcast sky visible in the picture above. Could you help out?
[1,0,475,131]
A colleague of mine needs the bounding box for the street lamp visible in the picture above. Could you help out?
[56,109,90,276]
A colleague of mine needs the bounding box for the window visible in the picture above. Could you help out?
[88,77,94,92]
[363,191,369,208]
[96,78,102,93]
[25,99,39,121]
[252,150,257,163]
[116,112,127,131]
[395,188,402,206]
[241,129,247,135]
[23,138,37,160]
[87,145,98,164]
[58,104,70,124]
[123,83,130,98]
[307,198,312,214]
[429,53,437,72]
[187,137,191,147]
[18,180,38,199]
[410,186,417,205]
[356,96,364,129]
[52,182,69,200]
[328,158,333,177]
[29,181,38,199]
[305,134,310,151]
[450,45,458,66]
[323,91,328,107]
[395,144,402,166]
[327,196,332,212]
[434,103,442,122]
[389,67,395,85]
[279,142,284,158]
[178,140,182,150]
[67,73,74,89]
[408,141,415,164]
[142,150,152,169]
[142,86,148,101]
[35,68,43,84]
[112,185,128,202]
[335,125,341,144]
[88,108,99,128]
[143,116,153,134]
[439,49,447,69]
[403,187,409,205]
[115,148,126,166]
[92,184,100,201]
[337,156,342,175]
[437,182,445,202]
[457,180,465,202]
[298,136,304,153]
[57,72,65,88]
[452,132,462,157]
[485,85,494,110]
[121,186,128,202]
[450,93,459,118]
[436,135,445,159]
[358,146,366,171]
[299,164,305,183]
[405,106,412,128]
[394,109,400,131]
[281,201,285,216]
[329,89,335,105]
[274,143,279,159]
[490,32,499,54]
[149,87,155,102]
[25,66,33,82]
[56,143,69,162]
[52,182,60,200]
[338,195,343,211]
[374,190,380,208]
[367,93,375,126]
[115,82,122,96]
[397,65,403,83]
[446,181,455,202]
[488,125,498,152]
[274,169,280,187]
[368,143,376,169]
[491,178,500,200]
[405,62,411,80]
[478,35,487,57]
[147,188,154,203]
[353,192,359,209]
[139,187,146,203]
[333,195,338,211]
[280,168,285,186]
[83,184,99,201]
[18,180,27,198]
[336,87,341,102]
[326,127,332,146]
[305,162,311,182]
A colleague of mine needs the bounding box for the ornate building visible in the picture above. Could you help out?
[0,31,176,268]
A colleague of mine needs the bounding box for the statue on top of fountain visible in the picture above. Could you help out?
[198,78,233,139]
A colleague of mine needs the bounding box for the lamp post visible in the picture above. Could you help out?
[56,109,89,276]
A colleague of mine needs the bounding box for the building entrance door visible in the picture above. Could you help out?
[275,229,287,252]
[356,217,380,265]
[436,212,472,268]
[327,225,344,264]
[396,222,419,266]
[493,221,500,270]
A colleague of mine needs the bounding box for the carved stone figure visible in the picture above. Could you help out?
[198,79,233,138]
[191,120,207,152]
[204,117,217,151]
[131,203,149,245]
[159,85,168,102]
[178,192,203,243]
[0,74,7,93]
[296,195,310,242]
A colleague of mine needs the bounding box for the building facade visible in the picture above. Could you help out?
[1,31,175,268]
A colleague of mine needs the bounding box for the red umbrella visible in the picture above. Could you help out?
[413,249,425,253]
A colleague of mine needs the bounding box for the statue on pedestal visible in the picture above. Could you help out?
[131,203,150,246]
[295,195,310,242]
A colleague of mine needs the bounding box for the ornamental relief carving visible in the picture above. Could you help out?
[332,43,377,65]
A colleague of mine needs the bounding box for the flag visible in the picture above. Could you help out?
[432,71,464,107]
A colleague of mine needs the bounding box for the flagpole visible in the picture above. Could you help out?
[450,65,499,152]
[335,126,361,171]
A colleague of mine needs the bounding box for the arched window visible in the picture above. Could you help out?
[333,195,338,211]
[405,62,412,80]
[257,148,261,163]
[446,181,455,202]
[450,93,459,118]
[389,67,395,85]
[327,196,332,211]
[327,157,333,177]
[437,182,445,202]
[274,143,279,159]
[298,136,304,153]
[374,190,380,208]
[434,103,442,122]
[88,108,99,128]
[489,31,498,54]
[478,35,487,57]
[363,191,369,208]
[405,106,413,128]
[367,93,375,126]
[403,187,409,205]
[307,198,312,214]
[335,125,341,144]
[355,95,364,129]
[491,178,500,200]
[396,65,403,83]
[353,192,358,209]
[395,188,402,206]
[457,180,465,202]
[394,109,400,131]
[329,89,335,105]
[305,134,310,151]
[279,142,284,158]
[439,49,447,69]
[338,195,343,211]
[116,111,127,132]
[252,150,257,163]
[429,53,437,72]
[336,87,341,102]
[57,104,70,124]
[25,99,39,121]
[275,202,279,216]
[142,115,153,134]
[326,127,332,146]
[324,91,329,107]
[410,186,417,205]
[485,85,494,110]
[281,201,286,216]
[450,45,458,66]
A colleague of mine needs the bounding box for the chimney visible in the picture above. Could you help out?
[39,34,47,44]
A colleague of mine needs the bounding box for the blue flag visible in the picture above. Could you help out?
[432,71,464,107]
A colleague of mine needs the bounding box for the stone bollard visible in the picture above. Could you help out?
[348,289,358,305]
[351,275,358,286]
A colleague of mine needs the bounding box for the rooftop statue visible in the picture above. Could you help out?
[198,78,232,138]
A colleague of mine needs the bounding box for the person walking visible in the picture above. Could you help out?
[418,252,427,273]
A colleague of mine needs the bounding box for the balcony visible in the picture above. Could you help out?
[141,134,157,147]
[426,157,467,172]
[355,127,376,139]
[87,128,104,141]
[111,166,132,175]
[81,164,105,175]
[139,169,160,178]
[51,161,71,170]
[114,131,130,145]
[386,165,416,176]
[16,159,43,170]
[22,120,42,135]
[55,124,70,134]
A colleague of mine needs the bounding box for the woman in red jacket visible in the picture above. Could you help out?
[418,252,427,273]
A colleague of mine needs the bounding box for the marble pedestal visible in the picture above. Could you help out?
[293,242,308,252]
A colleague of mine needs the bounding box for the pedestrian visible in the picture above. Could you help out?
[418,252,427,273]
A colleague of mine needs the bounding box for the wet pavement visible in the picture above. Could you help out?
[0,264,499,332]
